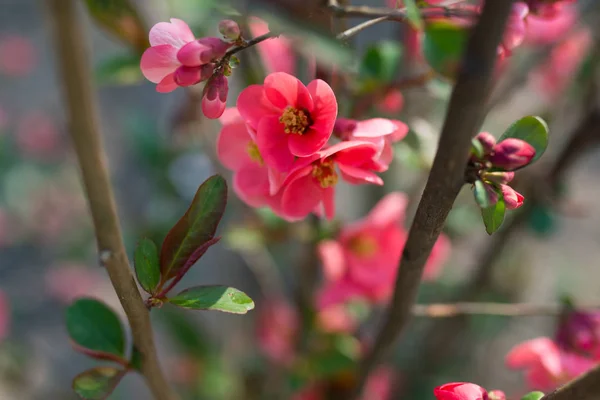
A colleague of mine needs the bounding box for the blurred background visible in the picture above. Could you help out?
[0,0,599,399]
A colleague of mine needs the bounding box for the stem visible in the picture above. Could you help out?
[349,1,515,396]
[412,302,600,318]
[226,31,279,57]
[541,365,600,400]
[48,2,176,399]
[327,0,478,21]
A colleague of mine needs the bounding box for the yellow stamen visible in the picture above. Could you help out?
[246,141,264,165]
[312,159,338,188]
[348,234,378,258]
[279,106,310,135]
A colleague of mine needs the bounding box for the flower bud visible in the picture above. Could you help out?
[500,184,524,209]
[333,118,358,140]
[177,37,232,67]
[475,132,496,155]
[483,171,515,185]
[174,64,214,86]
[490,138,536,170]
[202,74,228,119]
[484,183,500,206]
[218,19,241,41]
[556,310,600,357]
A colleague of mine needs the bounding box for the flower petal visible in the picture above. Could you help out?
[318,240,346,281]
[338,164,383,185]
[307,78,337,136]
[237,85,279,130]
[281,172,323,219]
[149,18,195,48]
[216,120,253,171]
[351,118,398,138]
[367,192,408,226]
[140,45,179,83]
[264,72,313,110]
[156,73,178,93]
[321,141,378,166]
[257,116,295,172]
[288,127,330,157]
[233,163,271,208]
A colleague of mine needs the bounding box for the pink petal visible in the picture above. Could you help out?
[423,233,450,281]
[434,382,488,400]
[216,120,253,171]
[307,79,338,136]
[249,17,296,75]
[233,163,271,207]
[317,279,367,309]
[156,73,178,93]
[149,18,195,48]
[506,337,561,372]
[318,240,346,281]
[281,172,324,219]
[264,72,313,110]
[321,141,378,166]
[367,192,408,226]
[390,120,409,142]
[338,164,384,185]
[351,118,399,138]
[219,107,241,125]
[288,127,331,157]
[140,45,179,83]
[237,85,279,130]
[257,116,295,172]
[322,187,336,220]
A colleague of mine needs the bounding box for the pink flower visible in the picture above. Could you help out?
[15,111,61,159]
[525,2,577,45]
[0,290,9,342]
[490,138,536,170]
[334,118,408,172]
[280,141,383,220]
[434,382,505,400]
[506,337,596,391]
[501,184,524,209]
[361,366,395,400]
[318,192,450,306]
[0,35,36,77]
[237,72,338,172]
[216,107,283,210]
[500,2,529,56]
[177,37,231,66]
[257,299,298,365]
[317,304,358,333]
[44,264,105,304]
[556,310,600,360]
[202,74,228,119]
[249,17,295,75]
[474,132,496,157]
[376,90,404,114]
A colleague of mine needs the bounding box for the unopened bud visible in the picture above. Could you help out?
[475,132,496,155]
[333,118,358,140]
[484,183,500,206]
[177,37,233,67]
[202,74,228,119]
[500,184,524,209]
[483,171,515,185]
[219,19,241,41]
[490,138,535,170]
[174,64,214,86]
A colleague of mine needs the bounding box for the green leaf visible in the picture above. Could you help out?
[473,180,491,209]
[83,0,148,53]
[169,286,255,314]
[359,41,403,84]
[422,22,468,79]
[471,137,485,159]
[134,238,161,294]
[160,175,227,280]
[481,198,506,235]
[66,298,125,358]
[96,54,143,85]
[498,116,549,165]
[72,367,125,400]
[403,0,424,30]
[520,392,545,400]
[129,347,142,372]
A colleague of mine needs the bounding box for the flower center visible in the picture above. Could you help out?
[246,141,264,165]
[312,159,338,188]
[279,106,310,135]
[348,234,378,258]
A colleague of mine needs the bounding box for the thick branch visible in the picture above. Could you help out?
[351,0,514,396]
[48,1,176,399]
[541,365,600,400]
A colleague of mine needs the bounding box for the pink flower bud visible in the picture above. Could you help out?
[202,75,228,119]
[501,184,524,209]
[475,132,496,155]
[490,138,536,170]
[218,19,241,41]
[484,183,500,205]
[483,171,515,185]
[333,118,358,140]
[177,37,232,67]
[174,64,214,86]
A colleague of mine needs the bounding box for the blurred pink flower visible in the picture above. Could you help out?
[44,264,105,304]
[249,17,295,75]
[237,72,338,173]
[376,90,404,114]
[0,290,10,342]
[556,310,600,359]
[15,111,61,159]
[317,304,358,333]
[318,192,450,306]
[525,2,577,45]
[0,35,36,77]
[506,337,596,391]
[361,366,395,400]
[257,299,298,365]
[166,356,201,385]
[530,28,592,100]
[434,382,505,400]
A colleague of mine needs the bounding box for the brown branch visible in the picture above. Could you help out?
[48,1,176,399]
[540,365,600,400]
[412,302,600,318]
[327,0,478,21]
[349,1,515,397]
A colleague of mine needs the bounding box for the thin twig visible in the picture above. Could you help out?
[349,1,515,397]
[412,302,600,317]
[327,0,478,21]
[540,364,600,400]
[226,31,279,57]
[337,16,390,41]
[48,1,176,399]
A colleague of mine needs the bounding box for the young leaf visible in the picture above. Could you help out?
[66,298,126,358]
[471,137,485,159]
[134,238,161,294]
[422,22,468,79]
[403,0,424,30]
[168,286,255,314]
[359,41,403,84]
[473,180,491,209]
[481,198,506,235]
[160,175,227,280]
[72,367,125,400]
[520,392,545,400]
[96,54,143,85]
[498,116,549,165]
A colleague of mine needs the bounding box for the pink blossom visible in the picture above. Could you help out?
[202,74,228,119]
[0,290,9,342]
[317,304,358,333]
[280,141,383,220]
[490,138,536,171]
[506,337,596,391]
[177,37,231,66]
[474,132,496,157]
[249,17,295,75]
[15,111,61,159]
[376,90,404,114]
[237,72,338,172]
[361,366,394,400]
[318,192,450,306]
[525,2,577,45]
[434,382,505,400]
[0,35,36,77]
[256,299,298,365]
[44,264,105,304]
[501,184,524,210]
[334,118,408,172]
[500,2,529,57]
[218,20,241,42]
[556,310,600,360]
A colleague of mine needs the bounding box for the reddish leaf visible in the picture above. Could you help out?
[160,175,227,280]
[71,342,130,368]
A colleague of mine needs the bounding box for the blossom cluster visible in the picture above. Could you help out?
[434,382,505,400]
[217,73,408,221]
